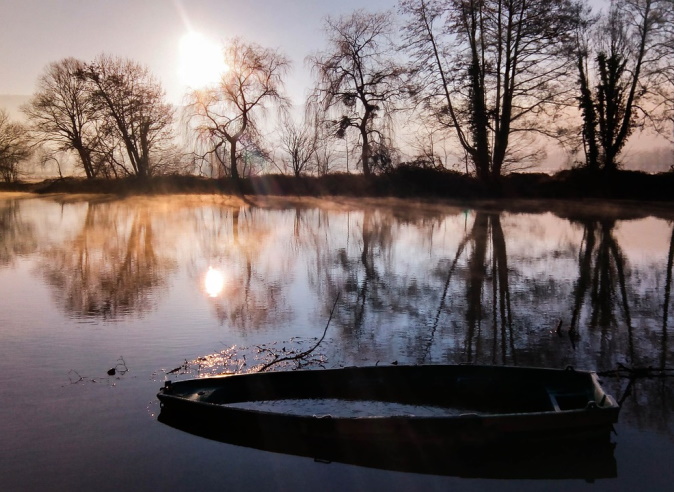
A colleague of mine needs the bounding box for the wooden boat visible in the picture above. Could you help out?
[157,364,619,464]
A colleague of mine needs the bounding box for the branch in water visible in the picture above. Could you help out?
[257,293,340,373]
[597,363,674,378]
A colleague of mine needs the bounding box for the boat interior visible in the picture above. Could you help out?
[164,365,610,415]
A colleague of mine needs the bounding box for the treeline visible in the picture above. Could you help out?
[1,0,674,188]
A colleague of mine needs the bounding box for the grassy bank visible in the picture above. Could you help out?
[1,167,673,202]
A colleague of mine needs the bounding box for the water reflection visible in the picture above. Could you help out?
[5,195,668,370]
[39,202,175,319]
[2,193,671,444]
[201,207,295,332]
[463,213,515,364]
[0,198,37,266]
[664,225,674,368]
[336,209,395,333]
[158,408,617,480]
[570,218,632,335]
[204,267,225,297]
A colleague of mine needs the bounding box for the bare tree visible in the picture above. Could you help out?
[80,55,175,178]
[574,0,668,172]
[24,56,176,179]
[0,109,32,182]
[237,132,273,177]
[277,112,317,177]
[306,102,340,175]
[401,0,580,182]
[408,116,456,169]
[314,148,337,176]
[310,10,407,176]
[186,38,290,182]
[313,124,339,176]
[655,1,674,148]
[23,58,102,178]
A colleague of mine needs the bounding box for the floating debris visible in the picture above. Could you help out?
[163,337,331,379]
[164,294,340,378]
[67,356,129,385]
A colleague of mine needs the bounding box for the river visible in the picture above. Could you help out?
[1,193,672,491]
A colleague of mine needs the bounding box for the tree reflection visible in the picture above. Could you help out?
[569,218,633,360]
[200,206,294,332]
[40,203,173,319]
[420,228,469,363]
[561,214,674,433]
[312,209,395,339]
[463,213,515,365]
[351,210,389,332]
[186,201,670,382]
[298,207,521,365]
[293,203,463,363]
[662,225,674,369]
[328,208,451,349]
[0,199,37,266]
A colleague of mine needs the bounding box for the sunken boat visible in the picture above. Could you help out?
[157,363,619,473]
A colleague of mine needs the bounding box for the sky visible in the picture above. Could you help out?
[0,0,612,107]
[5,0,662,172]
[0,0,400,106]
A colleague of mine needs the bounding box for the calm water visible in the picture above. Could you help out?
[1,192,673,491]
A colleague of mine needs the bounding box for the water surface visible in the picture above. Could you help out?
[1,193,672,490]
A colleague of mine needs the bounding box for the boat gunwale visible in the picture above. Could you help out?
[157,364,620,423]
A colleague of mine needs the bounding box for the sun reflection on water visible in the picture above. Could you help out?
[204,267,225,297]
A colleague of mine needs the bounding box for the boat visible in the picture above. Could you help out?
[157,364,619,473]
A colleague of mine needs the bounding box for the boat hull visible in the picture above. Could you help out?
[158,364,619,450]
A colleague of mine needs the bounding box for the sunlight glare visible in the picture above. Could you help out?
[204,267,225,297]
[178,32,228,89]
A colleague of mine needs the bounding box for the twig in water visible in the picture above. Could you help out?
[68,357,130,384]
[617,377,636,408]
[167,359,189,375]
[597,364,674,379]
[257,293,340,373]
[68,369,85,384]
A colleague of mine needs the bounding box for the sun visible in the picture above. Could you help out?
[178,31,228,89]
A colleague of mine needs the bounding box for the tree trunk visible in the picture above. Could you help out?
[470,67,492,181]
[229,139,240,181]
[466,5,492,183]
[75,145,94,179]
[139,125,150,178]
[361,126,371,177]
[577,53,599,172]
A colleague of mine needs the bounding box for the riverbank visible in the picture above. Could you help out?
[2,167,673,201]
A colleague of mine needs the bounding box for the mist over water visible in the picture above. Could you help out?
[1,193,672,490]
